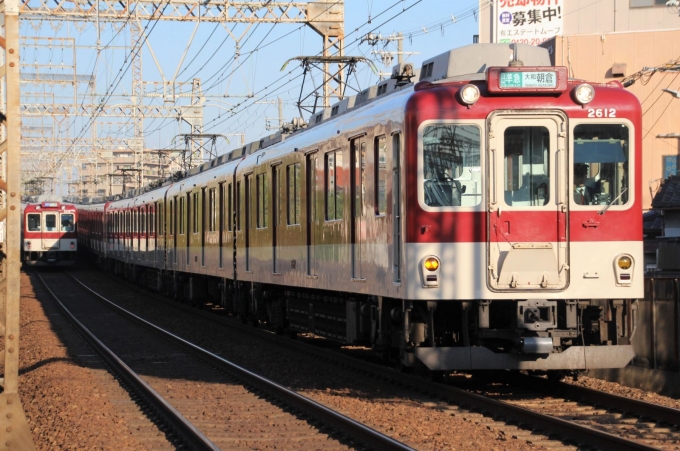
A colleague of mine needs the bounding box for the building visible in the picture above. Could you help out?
[479,0,680,209]
[78,148,184,198]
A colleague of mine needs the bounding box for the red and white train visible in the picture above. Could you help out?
[78,43,643,373]
[22,201,78,266]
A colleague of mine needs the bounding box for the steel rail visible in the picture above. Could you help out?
[79,269,662,451]
[502,372,680,427]
[66,272,415,451]
[36,272,220,451]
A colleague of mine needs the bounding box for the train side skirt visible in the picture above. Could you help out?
[415,345,635,371]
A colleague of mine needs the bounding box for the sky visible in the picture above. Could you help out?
[19,0,482,184]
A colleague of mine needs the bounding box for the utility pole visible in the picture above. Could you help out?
[362,32,418,78]
[0,0,38,447]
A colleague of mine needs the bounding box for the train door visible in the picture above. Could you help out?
[392,133,402,283]
[272,165,281,273]
[306,153,317,276]
[350,137,366,280]
[201,187,206,267]
[244,174,253,271]
[487,112,569,291]
[186,193,191,266]
[41,211,58,250]
[218,183,225,269]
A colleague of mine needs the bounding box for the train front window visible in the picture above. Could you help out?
[422,124,481,207]
[572,124,630,206]
[45,214,57,232]
[28,214,41,231]
[503,126,550,207]
[61,214,74,232]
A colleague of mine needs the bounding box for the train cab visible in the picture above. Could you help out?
[22,201,78,266]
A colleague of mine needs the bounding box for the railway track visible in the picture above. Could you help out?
[467,372,680,450]
[37,271,415,451]
[68,268,676,451]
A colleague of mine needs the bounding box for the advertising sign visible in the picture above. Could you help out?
[496,0,563,45]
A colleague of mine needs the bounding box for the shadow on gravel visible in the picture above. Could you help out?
[19,357,72,376]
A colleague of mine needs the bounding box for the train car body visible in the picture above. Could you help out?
[22,201,78,266]
[78,43,643,373]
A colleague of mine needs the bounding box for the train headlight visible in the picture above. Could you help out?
[459,84,480,105]
[617,256,632,270]
[421,256,441,288]
[614,254,634,286]
[424,257,440,271]
[573,83,595,105]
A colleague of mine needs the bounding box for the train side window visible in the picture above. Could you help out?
[257,174,268,229]
[158,203,163,236]
[375,135,387,215]
[227,183,233,232]
[209,188,217,232]
[193,192,199,234]
[325,150,344,220]
[287,163,301,225]
[45,214,57,232]
[179,197,185,235]
[61,214,74,232]
[274,167,281,226]
[572,124,630,207]
[169,201,174,235]
[237,182,242,231]
[422,124,481,207]
[27,214,41,231]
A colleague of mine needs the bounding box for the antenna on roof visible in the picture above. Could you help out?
[509,43,523,67]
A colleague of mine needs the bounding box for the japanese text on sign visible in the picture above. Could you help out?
[499,71,557,88]
[497,0,562,45]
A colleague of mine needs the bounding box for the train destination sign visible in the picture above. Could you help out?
[499,71,557,88]
[486,66,568,93]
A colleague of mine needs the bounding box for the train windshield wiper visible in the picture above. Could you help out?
[598,187,628,215]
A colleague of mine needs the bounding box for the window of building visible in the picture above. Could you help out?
[325,150,344,220]
[287,163,301,225]
[630,0,666,7]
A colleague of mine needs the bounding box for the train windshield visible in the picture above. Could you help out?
[572,124,629,206]
[422,124,481,207]
[61,214,75,232]
[503,126,550,207]
[27,214,40,231]
[44,214,57,232]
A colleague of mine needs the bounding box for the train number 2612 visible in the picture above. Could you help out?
[587,108,616,118]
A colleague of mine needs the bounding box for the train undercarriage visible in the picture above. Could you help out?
[107,260,638,372]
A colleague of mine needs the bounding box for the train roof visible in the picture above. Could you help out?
[82,43,555,205]
[23,201,78,212]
